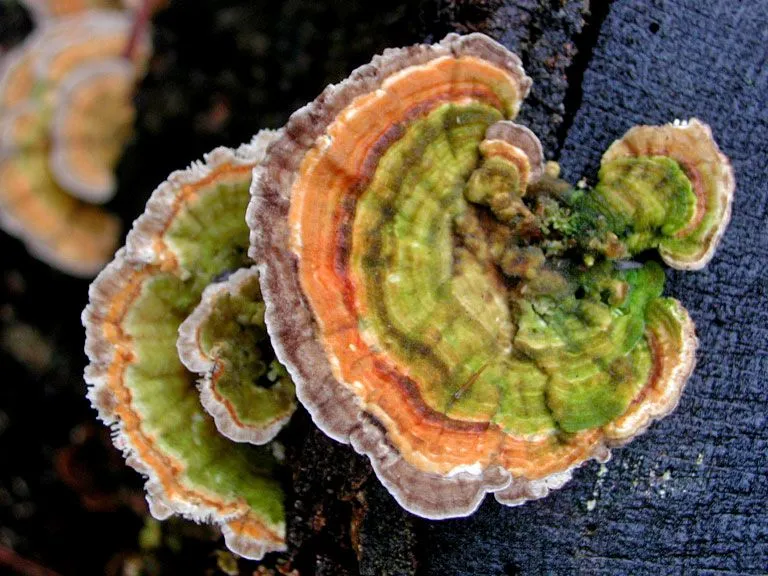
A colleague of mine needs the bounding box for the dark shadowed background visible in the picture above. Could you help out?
[0,0,765,574]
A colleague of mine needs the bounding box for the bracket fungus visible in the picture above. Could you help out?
[0,10,148,275]
[81,31,734,560]
[250,33,734,518]
[49,59,136,203]
[598,119,734,270]
[178,267,297,445]
[83,132,296,559]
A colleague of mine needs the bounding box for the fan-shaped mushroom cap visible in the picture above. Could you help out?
[0,126,120,276]
[37,12,147,204]
[600,119,734,270]
[83,132,288,559]
[250,33,709,518]
[0,10,149,274]
[50,59,135,202]
[32,11,149,114]
[484,120,545,183]
[178,266,297,445]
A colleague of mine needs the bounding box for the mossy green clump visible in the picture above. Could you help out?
[350,103,693,435]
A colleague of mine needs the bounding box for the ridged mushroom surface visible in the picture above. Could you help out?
[0,10,149,275]
[249,33,730,517]
[178,266,297,445]
[83,132,291,559]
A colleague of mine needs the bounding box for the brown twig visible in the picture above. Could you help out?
[0,545,62,576]
[123,0,154,61]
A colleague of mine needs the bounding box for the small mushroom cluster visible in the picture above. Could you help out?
[83,33,734,559]
[0,7,149,275]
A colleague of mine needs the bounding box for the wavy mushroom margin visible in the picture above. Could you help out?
[83,132,286,560]
[249,32,687,519]
[177,266,296,445]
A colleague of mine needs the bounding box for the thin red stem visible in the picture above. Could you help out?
[0,545,62,576]
[123,0,153,61]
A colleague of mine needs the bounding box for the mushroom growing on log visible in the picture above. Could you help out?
[249,33,733,517]
[81,31,734,560]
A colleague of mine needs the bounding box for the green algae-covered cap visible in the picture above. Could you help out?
[178,266,297,445]
[600,119,735,270]
[250,33,730,518]
[83,131,293,559]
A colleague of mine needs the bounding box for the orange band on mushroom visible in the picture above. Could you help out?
[85,135,287,559]
[286,51,602,480]
[251,33,727,520]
